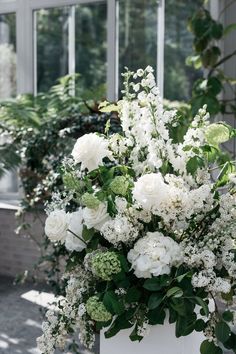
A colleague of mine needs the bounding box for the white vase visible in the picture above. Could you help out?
[100,322,204,354]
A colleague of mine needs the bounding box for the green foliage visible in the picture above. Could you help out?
[188,4,236,117]
[187,3,236,115]
[200,340,223,354]
[0,75,120,293]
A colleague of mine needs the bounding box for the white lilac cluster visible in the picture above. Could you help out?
[38,268,95,353]
[39,66,236,353]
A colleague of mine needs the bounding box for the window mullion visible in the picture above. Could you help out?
[157,0,165,98]
[16,0,34,94]
[107,0,118,101]
[68,6,76,95]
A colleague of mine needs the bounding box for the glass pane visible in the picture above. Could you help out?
[75,2,107,94]
[119,0,158,94]
[164,0,203,101]
[36,7,69,93]
[0,13,16,99]
[0,13,17,196]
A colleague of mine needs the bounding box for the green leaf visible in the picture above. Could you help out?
[176,271,191,283]
[224,332,236,351]
[222,310,234,322]
[167,287,184,298]
[82,225,95,241]
[195,319,206,332]
[207,77,222,96]
[224,23,236,36]
[103,291,125,315]
[186,156,205,175]
[118,254,130,272]
[200,340,223,354]
[194,297,209,317]
[175,313,196,337]
[125,287,141,303]
[147,307,166,325]
[105,315,132,338]
[143,278,162,291]
[211,22,223,39]
[129,325,142,342]
[170,298,187,317]
[215,321,231,343]
[148,293,164,310]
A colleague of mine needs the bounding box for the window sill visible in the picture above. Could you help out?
[0,196,20,210]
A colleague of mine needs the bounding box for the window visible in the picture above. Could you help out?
[164,0,203,101]
[36,7,70,93]
[75,2,107,93]
[35,2,107,94]
[0,13,16,99]
[119,0,158,95]
[0,12,17,198]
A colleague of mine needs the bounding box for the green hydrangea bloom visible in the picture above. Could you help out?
[110,176,129,196]
[63,173,82,191]
[205,123,230,146]
[81,192,100,209]
[86,296,112,322]
[92,251,122,281]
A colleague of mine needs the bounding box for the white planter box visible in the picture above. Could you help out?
[100,322,204,354]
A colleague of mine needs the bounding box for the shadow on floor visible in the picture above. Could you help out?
[0,276,98,354]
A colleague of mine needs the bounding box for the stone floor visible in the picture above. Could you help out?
[0,276,98,354]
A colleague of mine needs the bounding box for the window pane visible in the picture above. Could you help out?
[36,7,69,93]
[0,13,16,99]
[119,0,158,93]
[75,2,107,93]
[164,0,203,101]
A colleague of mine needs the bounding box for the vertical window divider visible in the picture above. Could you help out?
[157,0,165,98]
[68,5,76,96]
[107,0,119,101]
[16,0,34,94]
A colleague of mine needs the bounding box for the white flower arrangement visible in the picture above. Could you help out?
[38,67,236,354]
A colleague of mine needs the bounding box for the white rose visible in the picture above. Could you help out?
[132,173,167,211]
[127,232,182,278]
[66,209,86,252]
[45,210,68,243]
[71,133,111,172]
[83,202,110,231]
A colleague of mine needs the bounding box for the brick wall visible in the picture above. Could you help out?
[0,206,45,278]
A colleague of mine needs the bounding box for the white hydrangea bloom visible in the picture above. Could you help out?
[127,232,182,278]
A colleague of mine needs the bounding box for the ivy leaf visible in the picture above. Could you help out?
[215,321,231,343]
[200,340,223,354]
